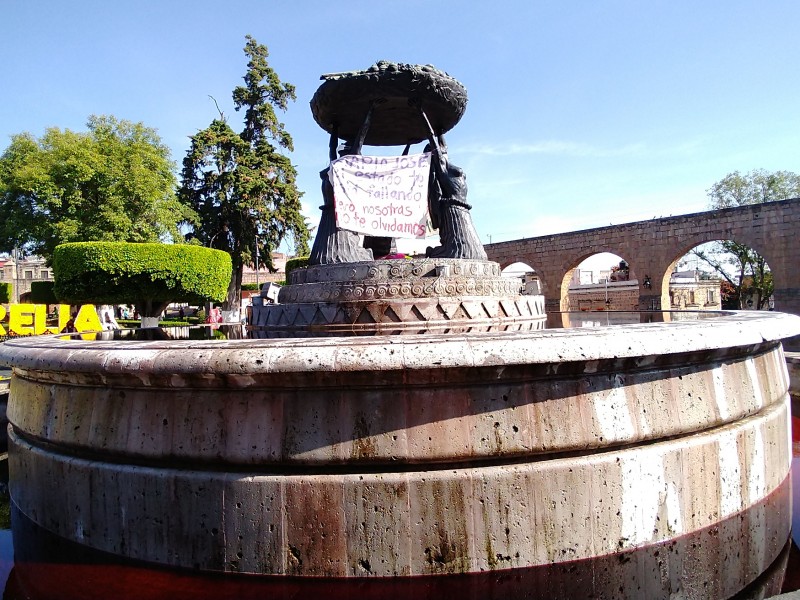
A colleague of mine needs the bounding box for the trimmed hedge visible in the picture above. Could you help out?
[0,282,11,303]
[29,281,58,304]
[53,242,231,316]
[285,256,309,282]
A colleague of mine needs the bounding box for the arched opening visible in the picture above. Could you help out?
[502,261,543,296]
[561,252,637,312]
[665,240,774,311]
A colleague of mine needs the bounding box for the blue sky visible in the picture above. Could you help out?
[2,1,798,261]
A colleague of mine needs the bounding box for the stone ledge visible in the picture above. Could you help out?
[2,311,800,376]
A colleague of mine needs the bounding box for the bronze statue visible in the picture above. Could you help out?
[419,109,487,260]
[309,61,486,263]
[308,124,374,265]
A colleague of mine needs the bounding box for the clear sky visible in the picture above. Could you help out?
[2,1,798,261]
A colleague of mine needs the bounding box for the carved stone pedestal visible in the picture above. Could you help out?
[251,258,545,334]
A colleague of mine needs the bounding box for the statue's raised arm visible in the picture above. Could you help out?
[416,103,487,260]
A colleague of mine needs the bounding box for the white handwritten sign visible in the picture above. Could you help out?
[330,152,431,239]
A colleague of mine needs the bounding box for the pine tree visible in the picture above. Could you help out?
[179,36,309,311]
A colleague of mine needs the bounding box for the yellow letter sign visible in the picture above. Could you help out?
[1,303,104,336]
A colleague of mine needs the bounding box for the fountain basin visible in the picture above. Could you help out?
[1,311,798,596]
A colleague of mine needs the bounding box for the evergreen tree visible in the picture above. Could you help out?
[179,36,309,311]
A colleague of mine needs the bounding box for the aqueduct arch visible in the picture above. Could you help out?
[486,198,800,319]
[557,251,637,312]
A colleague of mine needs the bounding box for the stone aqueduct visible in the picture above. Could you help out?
[484,197,800,317]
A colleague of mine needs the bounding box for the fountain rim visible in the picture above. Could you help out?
[0,310,798,376]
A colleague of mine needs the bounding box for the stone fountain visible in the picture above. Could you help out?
[251,61,545,335]
[1,63,799,599]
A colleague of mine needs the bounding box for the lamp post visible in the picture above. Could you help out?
[12,246,20,304]
[255,236,260,291]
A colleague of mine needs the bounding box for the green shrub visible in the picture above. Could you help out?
[29,281,58,304]
[53,242,232,317]
[0,283,11,303]
[285,256,309,282]
[158,319,196,327]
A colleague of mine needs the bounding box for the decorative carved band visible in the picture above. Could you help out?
[280,276,522,304]
[290,259,502,285]
[252,295,546,330]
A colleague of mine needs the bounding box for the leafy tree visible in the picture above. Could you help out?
[691,169,799,310]
[706,169,800,207]
[692,242,774,310]
[53,242,231,322]
[0,115,192,260]
[179,36,309,311]
[719,280,738,309]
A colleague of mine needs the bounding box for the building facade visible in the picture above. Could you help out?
[0,255,51,302]
[566,271,722,312]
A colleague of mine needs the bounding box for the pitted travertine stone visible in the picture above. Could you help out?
[246,319,546,337]
[2,312,797,468]
[4,338,788,465]
[6,398,793,586]
[2,310,800,588]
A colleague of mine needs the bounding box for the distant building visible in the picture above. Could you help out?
[0,255,51,302]
[566,280,639,311]
[241,252,288,285]
[668,270,721,310]
[522,271,542,295]
[570,269,596,286]
[566,270,722,312]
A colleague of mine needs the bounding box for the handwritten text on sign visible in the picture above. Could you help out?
[330,152,431,239]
